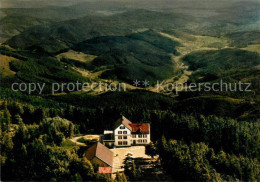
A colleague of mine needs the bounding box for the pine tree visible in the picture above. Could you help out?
[131,161,137,180]
[115,172,121,182]
[1,134,14,156]
[121,173,127,182]
[3,109,11,132]
[34,108,45,124]
[14,114,23,124]
[75,173,82,182]
[68,122,74,138]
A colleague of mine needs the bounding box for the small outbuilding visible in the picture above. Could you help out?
[85,142,114,168]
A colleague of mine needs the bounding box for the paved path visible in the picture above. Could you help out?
[111,146,151,173]
[70,135,101,146]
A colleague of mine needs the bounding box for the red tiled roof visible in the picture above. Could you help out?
[85,142,114,167]
[99,167,112,174]
[129,123,150,134]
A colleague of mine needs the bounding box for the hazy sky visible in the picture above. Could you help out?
[1,0,259,9]
[0,0,89,8]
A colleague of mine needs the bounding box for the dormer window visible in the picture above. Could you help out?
[120,126,125,129]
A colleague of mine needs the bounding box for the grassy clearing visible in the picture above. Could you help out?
[71,66,107,80]
[0,54,19,77]
[56,50,97,63]
[159,30,229,55]
[60,139,77,148]
[194,95,245,104]
[241,44,260,54]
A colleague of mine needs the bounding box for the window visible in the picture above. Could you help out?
[138,134,142,138]
[132,135,136,138]
[118,141,122,145]
[138,140,142,143]
[144,139,147,143]
[123,141,128,145]
[123,131,127,134]
[118,136,122,139]
[120,126,125,129]
[123,136,127,139]
[118,131,122,134]
[143,135,147,138]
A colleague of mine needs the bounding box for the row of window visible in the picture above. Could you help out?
[132,134,147,138]
[117,134,148,138]
[118,141,128,145]
[135,139,148,143]
[117,133,148,138]
[118,140,148,145]
[118,136,127,139]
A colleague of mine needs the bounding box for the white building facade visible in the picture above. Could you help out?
[113,116,151,147]
[114,124,132,147]
[131,133,151,145]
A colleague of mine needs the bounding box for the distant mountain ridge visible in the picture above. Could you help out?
[4,9,194,54]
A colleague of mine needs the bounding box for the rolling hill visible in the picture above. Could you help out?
[182,49,260,98]
[225,31,260,48]
[71,30,179,84]
[183,49,260,73]
[4,10,194,54]
[0,14,51,43]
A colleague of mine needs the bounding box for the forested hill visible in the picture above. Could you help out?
[72,30,179,84]
[4,10,193,54]
[0,88,259,181]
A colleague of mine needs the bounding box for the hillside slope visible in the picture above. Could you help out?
[71,30,179,84]
[4,10,194,53]
[0,15,50,43]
